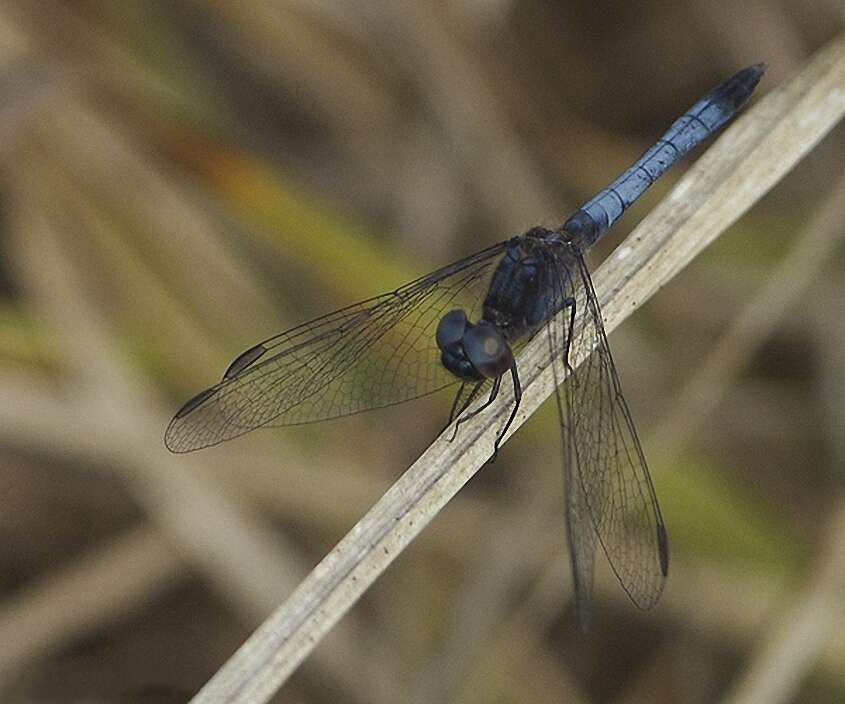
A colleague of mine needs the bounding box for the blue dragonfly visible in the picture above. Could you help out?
[166,64,765,627]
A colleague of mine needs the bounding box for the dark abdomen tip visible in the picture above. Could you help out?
[714,63,767,111]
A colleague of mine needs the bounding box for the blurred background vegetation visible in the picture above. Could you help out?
[0,2,843,703]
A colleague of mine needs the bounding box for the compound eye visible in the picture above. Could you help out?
[464,324,513,378]
[436,309,468,350]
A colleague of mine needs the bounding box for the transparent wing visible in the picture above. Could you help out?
[165,242,509,452]
[544,246,668,628]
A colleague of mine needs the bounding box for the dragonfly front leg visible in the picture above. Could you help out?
[492,361,522,460]
[451,375,502,441]
[445,382,484,439]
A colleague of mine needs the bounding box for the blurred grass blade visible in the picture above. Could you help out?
[192,37,845,704]
[723,504,845,704]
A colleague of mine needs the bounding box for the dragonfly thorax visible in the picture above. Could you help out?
[482,233,554,338]
[436,232,555,383]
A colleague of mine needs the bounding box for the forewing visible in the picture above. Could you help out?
[545,246,668,624]
[165,243,508,452]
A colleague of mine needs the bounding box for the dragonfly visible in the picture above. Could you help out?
[165,64,765,628]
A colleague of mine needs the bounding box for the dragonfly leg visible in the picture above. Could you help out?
[451,376,502,441]
[492,362,522,459]
[445,382,483,439]
[447,383,467,426]
[561,297,577,374]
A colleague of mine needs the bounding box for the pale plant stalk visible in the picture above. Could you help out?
[193,36,845,704]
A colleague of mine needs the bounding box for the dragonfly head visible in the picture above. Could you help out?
[436,310,514,380]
